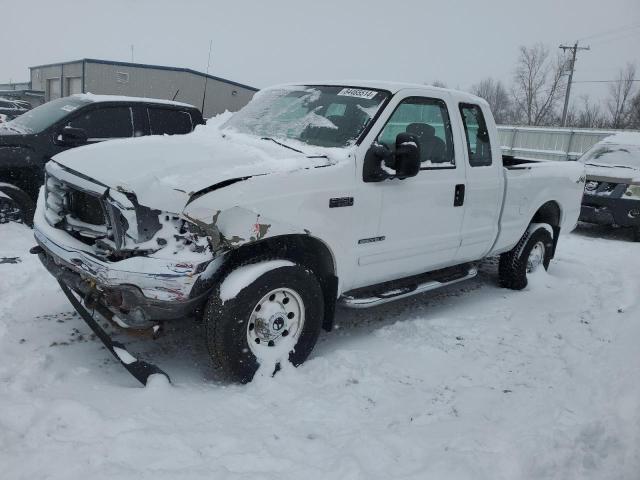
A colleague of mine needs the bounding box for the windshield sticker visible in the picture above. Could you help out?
[61,105,77,112]
[337,88,378,100]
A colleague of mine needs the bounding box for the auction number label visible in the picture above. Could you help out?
[337,88,378,100]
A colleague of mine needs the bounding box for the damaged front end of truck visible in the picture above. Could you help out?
[32,159,311,384]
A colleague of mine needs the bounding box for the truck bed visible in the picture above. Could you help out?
[490,157,585,256]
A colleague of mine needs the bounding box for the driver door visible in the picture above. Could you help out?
[353,93,466,288]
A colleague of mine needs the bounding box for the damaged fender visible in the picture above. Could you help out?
[184,205,309,251]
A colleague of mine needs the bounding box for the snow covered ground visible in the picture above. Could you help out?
[0,222,638,480]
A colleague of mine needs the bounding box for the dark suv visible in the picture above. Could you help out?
[0,94,203,224]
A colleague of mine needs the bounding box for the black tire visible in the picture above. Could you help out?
[633,227,640,242]
[204,260,324,383]
[498,223,554,290]
[0,184,35,227]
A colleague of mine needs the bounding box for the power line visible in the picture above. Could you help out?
[559,42,590,127]
[578,22,640,42]
[589,29,640,47]
[573,79,640,83]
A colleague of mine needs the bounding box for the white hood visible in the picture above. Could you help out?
[585,164,640,185]
[51,129,340,212]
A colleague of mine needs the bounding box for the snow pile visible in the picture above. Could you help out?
[219,260,295,302]
[1,222,639,479]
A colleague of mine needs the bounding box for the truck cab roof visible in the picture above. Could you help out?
[265,80,487,105]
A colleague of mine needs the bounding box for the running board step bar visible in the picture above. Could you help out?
[339,267,478,309]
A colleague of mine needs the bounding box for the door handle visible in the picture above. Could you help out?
[454,184,465,207]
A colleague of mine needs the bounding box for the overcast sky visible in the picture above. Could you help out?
[2,0,639,105]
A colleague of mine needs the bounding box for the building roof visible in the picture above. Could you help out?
[0,89,44,98]
[29,58,258,92]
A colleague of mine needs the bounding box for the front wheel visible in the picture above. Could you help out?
[498,223,554,290]
[204,260,324,383]
[633,226,640,242]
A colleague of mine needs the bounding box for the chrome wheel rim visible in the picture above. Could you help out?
[526,241,545,273]
[247,288,305,357]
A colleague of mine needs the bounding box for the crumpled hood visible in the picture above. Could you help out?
[51,129,340,212]
[585,164,640,185]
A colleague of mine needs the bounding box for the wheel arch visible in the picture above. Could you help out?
[213,234,339,332]
[529,200,562,257]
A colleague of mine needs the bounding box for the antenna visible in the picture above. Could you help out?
[201,39,213,116]
[172,89,180,101]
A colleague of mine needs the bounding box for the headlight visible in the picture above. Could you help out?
[623,185,640,200]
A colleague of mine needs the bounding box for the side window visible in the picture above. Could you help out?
[459,103,492,167]
[377,97,454,167]
[148,108,193,135]
[68,107,133,139]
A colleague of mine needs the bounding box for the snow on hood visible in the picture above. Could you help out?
[584,164,640,184]
[51,115,348,212]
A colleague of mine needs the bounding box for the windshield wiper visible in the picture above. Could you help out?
[261,137,305,154]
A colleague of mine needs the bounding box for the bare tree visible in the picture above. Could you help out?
[565,95,607,129]
[607,63,637,129]
[512,43,567,126]
[629,91,640,129]
[470,78,512,124]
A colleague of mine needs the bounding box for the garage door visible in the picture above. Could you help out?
[67,77,82,95]
[47,78,61,101]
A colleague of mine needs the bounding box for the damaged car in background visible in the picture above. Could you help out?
[578,132,640,241]
[32,82,585,384]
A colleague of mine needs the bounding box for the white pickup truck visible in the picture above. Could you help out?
[32,82,585,384]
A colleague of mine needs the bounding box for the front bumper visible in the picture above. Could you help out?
[34,225,222,328]
[580,195,640,227]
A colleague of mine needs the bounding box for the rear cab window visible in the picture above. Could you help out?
[459,103,492,167]
[148,108,193,135]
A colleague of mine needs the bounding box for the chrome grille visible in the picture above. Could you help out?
[44,173,110,243]
[68,189,105,225]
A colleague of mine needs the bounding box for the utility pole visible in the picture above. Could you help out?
[131,44,134,62]
[559,41,590,127]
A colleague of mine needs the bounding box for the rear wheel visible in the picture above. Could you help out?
[499,223,554,290]
[633,226,640,242]
[204,260,324,383]
[0,184,34,226]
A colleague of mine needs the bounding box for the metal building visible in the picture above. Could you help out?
[29,59,258,117]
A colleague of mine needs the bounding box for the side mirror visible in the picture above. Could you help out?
[394,132,420,179]
[362,133,420,182]
[55,127,88,147]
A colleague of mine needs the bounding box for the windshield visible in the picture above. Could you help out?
[7,97,91,134]
[579,143,640,169]
[222,85,390,148]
